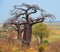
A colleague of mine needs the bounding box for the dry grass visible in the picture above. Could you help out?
[0,24,60,52]
[0,38,38,52]
[51,30,60,34]
[44,40,60,52]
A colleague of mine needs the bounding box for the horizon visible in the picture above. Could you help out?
[0,21,60,24]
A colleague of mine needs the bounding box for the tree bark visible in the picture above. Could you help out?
[23,24,32,45]
[17,30,22,40]
[40,34,43,44]
[15,24,22,40]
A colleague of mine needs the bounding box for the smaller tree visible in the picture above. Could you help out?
[32,23,50,45]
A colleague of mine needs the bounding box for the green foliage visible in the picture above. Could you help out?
[38,44,46,52]
[32,23,50,45]
[43,39,49,44]
[33,23,50,38]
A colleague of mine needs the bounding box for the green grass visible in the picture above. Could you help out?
[48,34,60,43]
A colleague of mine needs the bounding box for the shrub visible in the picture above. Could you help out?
[43,39,49,44]
[38,44,46,52]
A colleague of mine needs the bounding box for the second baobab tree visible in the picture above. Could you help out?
[3,3,55,45]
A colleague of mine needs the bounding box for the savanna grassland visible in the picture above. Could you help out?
[46,22,60,43]
[0,22,60,52]
[44,22,60,52]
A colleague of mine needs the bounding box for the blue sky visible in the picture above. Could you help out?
[0,0,60,23]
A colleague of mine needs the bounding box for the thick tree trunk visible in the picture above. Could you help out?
[23,24,32,46]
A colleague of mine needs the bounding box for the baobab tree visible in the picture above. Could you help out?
[3,3,55,45]
[3,13,25,40]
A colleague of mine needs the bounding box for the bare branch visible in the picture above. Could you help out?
[13,12,25,20]
[14,5,26,11]
[31,17,44,25]
[4,13,25,24]
[11,26,18,31]
[42,13,55,20]
[15,8,26,11]
[31,13,55,25]
[21,3,41,10]
[20,3,44,11]
[28,9,37,16]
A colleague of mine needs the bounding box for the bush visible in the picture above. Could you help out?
[38,44,46,52]
[43,39,49,44]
